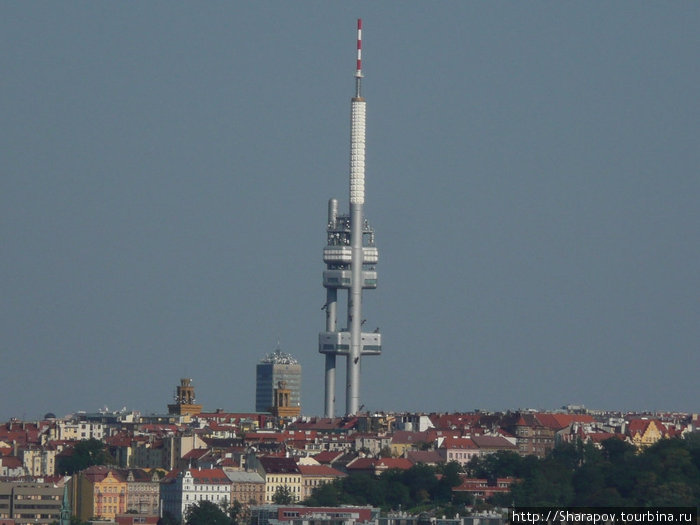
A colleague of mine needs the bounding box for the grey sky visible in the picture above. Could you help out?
[2,3,698,421]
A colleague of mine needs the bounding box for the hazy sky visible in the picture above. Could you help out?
[2,3,698,421]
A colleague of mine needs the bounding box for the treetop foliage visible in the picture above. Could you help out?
[57,437,115,475]
[305,436,700,510]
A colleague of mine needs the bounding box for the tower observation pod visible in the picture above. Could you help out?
[319,19,381,418]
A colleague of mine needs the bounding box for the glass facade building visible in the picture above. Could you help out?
[255,347,301,413]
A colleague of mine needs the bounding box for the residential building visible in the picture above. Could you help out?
[438,437,480,467]
[70,466,128,521]
[627,419,668,448]
[0,457,24,478]
[252,457,303,504]
[57,420,105,441]
[388,431,431,458]
[160,468,232,522]
[21,446,57,476]
[69,466,160,522]
[470,435,518,455]
[297,464,346,501]
[354,434,391,456]
[124,469,160,515]
[224,469,266,508]
[164,432,206,471]
[511,413,593,458]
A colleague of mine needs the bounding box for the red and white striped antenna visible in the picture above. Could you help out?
[354,18,363,97]
[356,18,363,77]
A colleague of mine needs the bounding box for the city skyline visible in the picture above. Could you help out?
[2,3,699,421]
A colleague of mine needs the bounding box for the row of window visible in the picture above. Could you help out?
[13,494,60,500]
[267,485,300,492]
[185,493,225,501]
[267,476,300,484]
[182,484,227,491]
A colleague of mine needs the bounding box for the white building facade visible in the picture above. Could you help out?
[160,468,232,522]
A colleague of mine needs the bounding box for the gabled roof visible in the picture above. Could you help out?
[186,468,230,483]
[125,468,158,482]
[81,465,126,483]
[471,435,517,450]
[627,418,667,436]
[536,413,594,429]
[312,451,345,465]
[439,437,477,450]
[346,457,413,472]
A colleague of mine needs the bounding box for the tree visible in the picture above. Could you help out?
[228,499,244,525]
[272,485,295,504]
[306,482,341,506]
[57,438,115,475]
[185,500,231,525]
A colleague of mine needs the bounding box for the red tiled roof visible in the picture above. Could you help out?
[439,437,477,450]
[405,450,443,465]
[182,448,209,460]
[188,468,230,482]
[312,451,344,464]
[244,432,285,443]
[0,457,22,468]
[515,413,594,430]
[390,431,432,445]
[297,465,346,477]
[376,458,414,470]
[429,413,481,430]
[587,432,623,443]
[471,435,517,450]
[347,457,413,471]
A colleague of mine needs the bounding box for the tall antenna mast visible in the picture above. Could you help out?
[355,18,363,97]
[319,19,381,417]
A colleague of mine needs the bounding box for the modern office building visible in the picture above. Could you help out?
[255,346,301,414]
[0,481,64,524]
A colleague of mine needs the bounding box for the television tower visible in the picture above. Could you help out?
[319,19,381,417]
